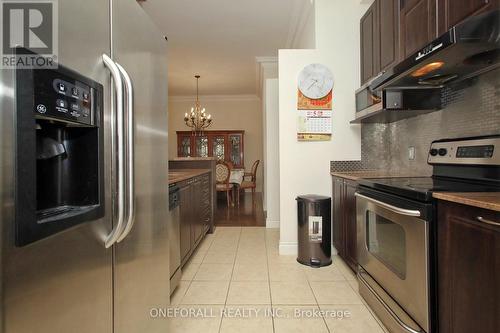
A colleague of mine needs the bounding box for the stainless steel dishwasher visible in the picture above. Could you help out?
[169,184,181,295]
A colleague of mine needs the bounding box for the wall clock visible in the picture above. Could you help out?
[298,63,334,100]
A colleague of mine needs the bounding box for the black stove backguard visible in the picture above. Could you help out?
[15,61,104,246]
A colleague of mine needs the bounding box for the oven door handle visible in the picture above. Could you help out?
[358,270,424,333]
[355,193,421,217]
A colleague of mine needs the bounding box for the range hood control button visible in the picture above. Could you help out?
[438,148,447,156]
[430,149,438,156]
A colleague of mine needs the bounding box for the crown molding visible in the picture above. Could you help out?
[170,94,260,102]
[255,56,278,64]
[286,0,315,49]
[255,57,278,98]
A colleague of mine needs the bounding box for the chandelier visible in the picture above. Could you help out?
[184,75,212,133]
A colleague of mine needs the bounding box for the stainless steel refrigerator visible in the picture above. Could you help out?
[0,0,170,332]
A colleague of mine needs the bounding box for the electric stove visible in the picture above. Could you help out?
[358,135,500,202]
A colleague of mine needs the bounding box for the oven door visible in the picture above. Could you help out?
[356,190,430,333]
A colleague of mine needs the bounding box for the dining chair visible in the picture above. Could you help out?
[239,159,260,205]
[215,161,233,207]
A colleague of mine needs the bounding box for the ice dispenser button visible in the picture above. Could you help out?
[56,99,67,108]
[57,82,66,92]
[71,87,79,96]
[70,103,79,111]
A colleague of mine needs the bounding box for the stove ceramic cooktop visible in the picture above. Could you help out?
[358,177,500,202]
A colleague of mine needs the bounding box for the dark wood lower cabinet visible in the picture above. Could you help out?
[179,184,192,261]
[437,201,500,333]
[179,173,213,265]
[343,181,358,271]
[332,176,358,272]
[332,177,345,258]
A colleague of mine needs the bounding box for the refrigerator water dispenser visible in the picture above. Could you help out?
[15,60,104,246]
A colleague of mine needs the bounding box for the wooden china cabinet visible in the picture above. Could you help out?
[176,130,245,168]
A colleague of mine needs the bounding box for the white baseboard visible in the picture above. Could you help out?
[266,219,280,228]
[279,241,298,255]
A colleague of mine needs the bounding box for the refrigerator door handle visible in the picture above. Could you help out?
[115,63,135,243]
[103,54,126,248]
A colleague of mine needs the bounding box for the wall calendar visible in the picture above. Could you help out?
[296,63,334,142]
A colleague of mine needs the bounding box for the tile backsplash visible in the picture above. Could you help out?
[331,69,500,175]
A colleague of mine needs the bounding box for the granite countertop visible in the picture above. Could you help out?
[433,192,500,212]
[169,169,211,184]
[330,170,414,181]
[170,157,217,161]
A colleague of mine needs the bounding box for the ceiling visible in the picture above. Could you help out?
[141,0,310,96]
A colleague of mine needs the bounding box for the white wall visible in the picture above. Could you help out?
[263,78,280,228]
[169,96,264,192]
[278,0,368,254]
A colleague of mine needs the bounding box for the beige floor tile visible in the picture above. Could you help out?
[194,263,234,281]
[238,241,267,251]
[270,281,316,305]
[273,306,329,333]
[203,250,237,264]
[181,281,230,305]
[335,257,357,281]
[310,281,363,305]
[168,306,223,333]
[303,264,346,282]
[235,252,267,265]
[189,248,208,264]
[219,306,273,333]
[210,238,240,250]
[180,261,200,281]
[269,263,307,282]
[232,262,268,281]
[170,280,190,306]
[320,304,385,333]
[226,281,271,305]
[196,236,215,253]
[267,252,298,264]
[348,278,359,294]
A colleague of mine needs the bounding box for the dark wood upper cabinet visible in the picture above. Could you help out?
[400,0,437,59]
[360,0,399,85]
[379,0,399,72]
[359,0,498,85]
[177,130,245,168]
[360,2,378,85]
[437,201,500,333]
[437,0,499,34]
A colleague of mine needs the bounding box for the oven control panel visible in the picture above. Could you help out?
[33,69,96,126]
[428,136,500,165]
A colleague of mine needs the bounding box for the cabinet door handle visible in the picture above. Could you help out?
[477,216,500,227]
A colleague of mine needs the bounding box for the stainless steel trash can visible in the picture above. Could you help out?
[296,195,332,267]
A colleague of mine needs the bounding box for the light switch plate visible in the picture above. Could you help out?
[408,146,416,160]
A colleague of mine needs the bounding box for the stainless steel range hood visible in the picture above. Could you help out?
[370,9,500,91]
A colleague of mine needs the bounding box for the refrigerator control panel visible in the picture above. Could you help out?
[32,69,98,126]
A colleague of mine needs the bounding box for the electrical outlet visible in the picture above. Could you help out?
[408,146,416,160]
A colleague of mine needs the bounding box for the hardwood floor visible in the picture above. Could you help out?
[215,192,265,227]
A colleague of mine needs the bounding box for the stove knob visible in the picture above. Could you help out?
[438,148,447,156]
[430,148,438,156]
